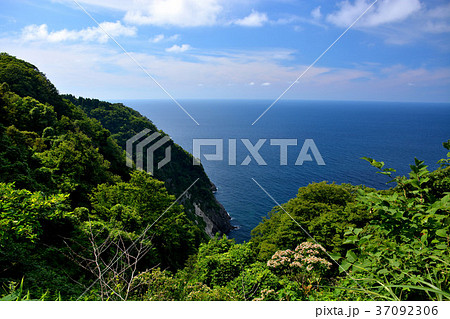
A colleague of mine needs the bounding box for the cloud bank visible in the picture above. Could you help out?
[123,0,222,27]
[165,44,191,53]
[327,0,421,27]
[21,21,136,43]
[234,11,268,27]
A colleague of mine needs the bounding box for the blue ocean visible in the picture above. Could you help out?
[121,100,450,243]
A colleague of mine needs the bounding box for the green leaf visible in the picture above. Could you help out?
[346,250,358,263]
[361,157,384,169]
[389,259,400,268]
[443,140,450,150]
[436,229,447,237]
[328,252,341,261]
[340,260,351,273]
[378,268,388,275]
[0,294,18,301]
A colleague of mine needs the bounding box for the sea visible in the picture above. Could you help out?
[121,99,450,243]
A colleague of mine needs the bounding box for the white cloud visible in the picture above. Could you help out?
[311,6,322,20]
[325,1,450,45]
[165,44,191,53]
[3,29,449,102]
[53,0,130,11]
[422,3,450,34]
[124,0,222,27]
[167,34,181,41]
[21,21,136,43]
[424,22,450,34]
[261,82,271,86]
[150,34,165,43]
[427,3,450,19]
[150,33,180,43]
[234,10,268,27]
[327,0,421,28]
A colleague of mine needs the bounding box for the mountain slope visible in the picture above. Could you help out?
[0,52,230,297]
[0,52,232,235]
[63,95,233,235]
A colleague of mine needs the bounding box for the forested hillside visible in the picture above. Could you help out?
[0,53,226,298]
[1,53,449,301]
[62,94,232,235]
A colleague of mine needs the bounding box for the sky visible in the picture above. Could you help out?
[1,0,450,102]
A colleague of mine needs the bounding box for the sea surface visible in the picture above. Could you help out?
[120,99,450,243]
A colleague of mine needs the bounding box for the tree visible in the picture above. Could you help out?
[251,182,373,260]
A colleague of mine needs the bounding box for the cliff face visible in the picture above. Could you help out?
[204,198,233,235]
[193,198,233,237]
[62,97,234,237]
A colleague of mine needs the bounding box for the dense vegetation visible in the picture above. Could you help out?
[0,53,214,299]
[124,153,448,301]
[1,53,449,301]
[61,95,232,234]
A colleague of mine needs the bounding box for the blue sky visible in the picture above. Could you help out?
[1,0,449,102]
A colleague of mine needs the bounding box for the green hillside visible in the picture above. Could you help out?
[62,94,232,235]
[0,53,227,298]
[1,53,449,301]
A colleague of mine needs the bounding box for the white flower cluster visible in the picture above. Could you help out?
[267,242,332,272]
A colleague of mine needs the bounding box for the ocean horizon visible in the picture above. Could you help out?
[119,99,450,242]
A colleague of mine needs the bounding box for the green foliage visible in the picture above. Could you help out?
[339,154,450,300]
[0,84,126,196]
[131,268,237,301]
[0,53,70,116]
[1,94,57,134]
[438,139,450,168]
[228,261,281,300]
[251,182,373,260]
[0,183,80,298]
[87,171,203,269]
[0,279,61,301]
[0,183,69,247]
[63,94,232,234]
[36,130,119,203]
[131,268,184,301]
[0,53,218,299]
[153,236,281,301]
[192,236,255,287]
